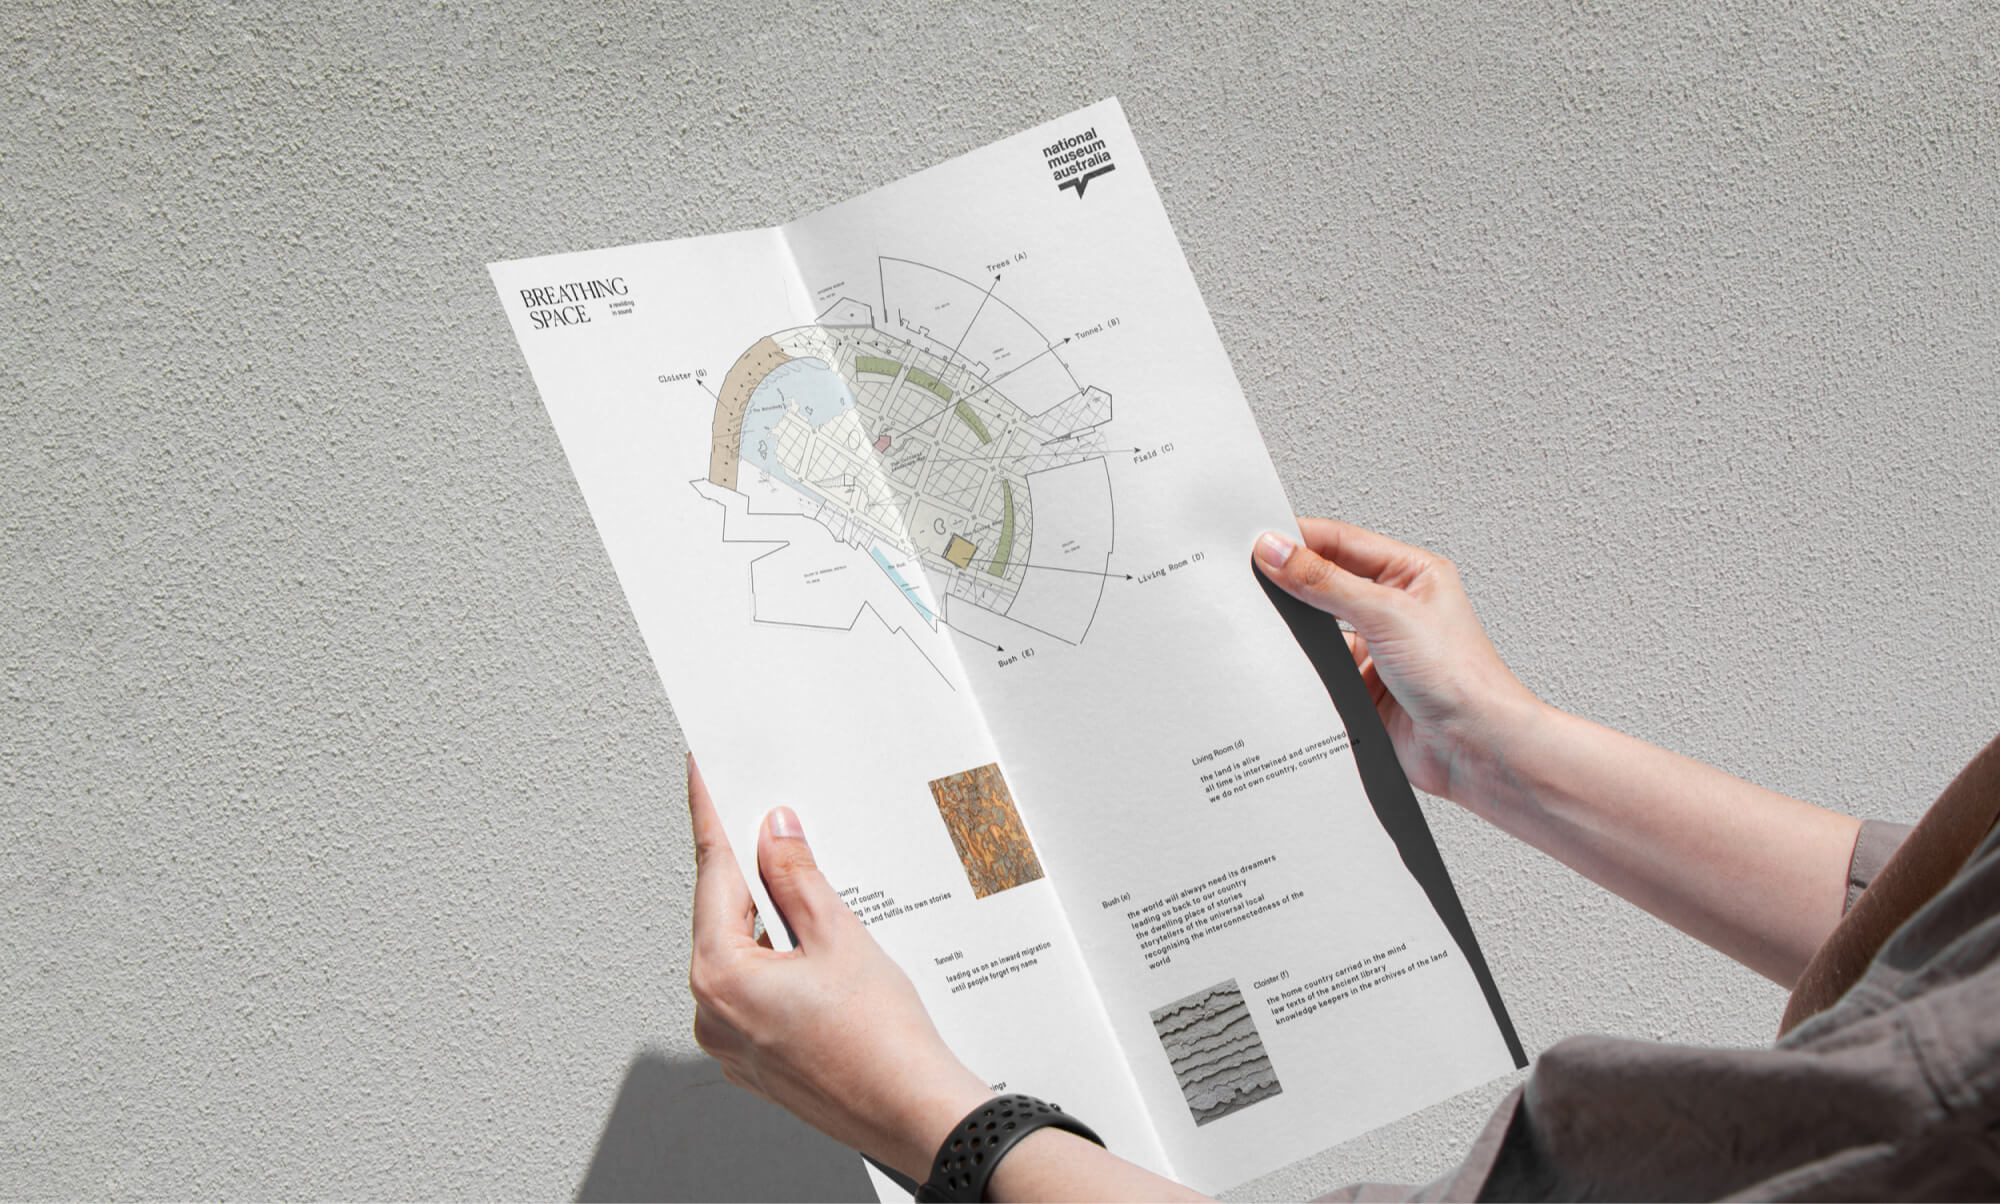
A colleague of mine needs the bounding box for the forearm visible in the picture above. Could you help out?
[1457,700,1860,987]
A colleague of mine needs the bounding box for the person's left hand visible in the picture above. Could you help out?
[687,756,994,1181]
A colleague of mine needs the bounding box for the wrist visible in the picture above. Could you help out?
[983,1127,1098,1202]
[1442,688,1555,819]
[884,1067,995,1181]
[916,1095,1109,1203]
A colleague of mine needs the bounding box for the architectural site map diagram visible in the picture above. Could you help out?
[691,258,1117,684]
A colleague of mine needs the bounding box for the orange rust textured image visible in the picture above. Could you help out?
[928,763,1044,899]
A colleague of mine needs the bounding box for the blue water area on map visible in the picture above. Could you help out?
[767,358,859,428]
[869,546,937,626]
[738,357,863,494]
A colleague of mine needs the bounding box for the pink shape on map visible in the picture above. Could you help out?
[874,435,892,453]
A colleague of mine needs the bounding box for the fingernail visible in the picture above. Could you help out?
[767,806,803,841]
[1255,532,1294,568]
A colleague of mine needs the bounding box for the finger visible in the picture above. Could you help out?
[1371,677,1390,711]
[1344,629,1390,710]
[1295,518,1436,586]
[1253,531,1399,627]
[1345,628,1374,668]
[756,806,851,950]
[689,754,758,957]
[1360,658,1390,710]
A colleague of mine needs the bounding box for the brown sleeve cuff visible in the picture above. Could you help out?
[1845,819,1914,913]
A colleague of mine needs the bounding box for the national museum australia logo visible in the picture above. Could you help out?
[1044,126,1115,197]
[516,276,632,331]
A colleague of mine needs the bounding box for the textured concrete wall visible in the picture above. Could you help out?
[6,2,1997,1198]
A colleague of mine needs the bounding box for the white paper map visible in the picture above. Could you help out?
[490,99,1523,1198]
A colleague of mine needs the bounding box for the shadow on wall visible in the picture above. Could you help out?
[575,1051,875,1202]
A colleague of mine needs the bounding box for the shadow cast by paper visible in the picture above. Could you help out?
[576,1051,873,1202]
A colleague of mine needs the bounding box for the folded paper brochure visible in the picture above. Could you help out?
[489,98,1523,1198]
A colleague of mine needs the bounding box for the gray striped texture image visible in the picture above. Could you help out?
[1150,979,1283,1126]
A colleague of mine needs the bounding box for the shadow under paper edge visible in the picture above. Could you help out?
[576,1050,875,1203]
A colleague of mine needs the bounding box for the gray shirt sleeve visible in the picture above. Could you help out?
[1315,816,1995,1203]
[1845,818,1913,912]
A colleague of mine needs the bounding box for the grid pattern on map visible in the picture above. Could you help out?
[700,267,1119,663]
[927,763,1045,898]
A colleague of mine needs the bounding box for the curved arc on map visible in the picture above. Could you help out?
[702,271,1115,667]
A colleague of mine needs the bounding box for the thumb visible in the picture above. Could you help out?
[1253,531,1397,631]
[756,806,849,949]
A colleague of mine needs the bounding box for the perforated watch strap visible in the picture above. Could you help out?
[915,1093,1104,1203]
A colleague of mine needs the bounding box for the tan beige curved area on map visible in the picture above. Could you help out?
[707,336,791,490]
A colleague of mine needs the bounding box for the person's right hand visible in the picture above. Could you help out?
[685,758,993,1182]
[1252,518,1541,803]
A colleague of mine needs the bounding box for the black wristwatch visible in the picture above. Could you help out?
[914,1093,1105,1202]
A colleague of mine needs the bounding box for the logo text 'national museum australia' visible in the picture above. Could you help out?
[1045,127,1115,198]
